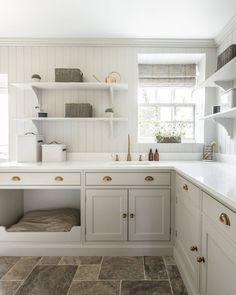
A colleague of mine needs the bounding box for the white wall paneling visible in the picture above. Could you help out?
[0,43,217,160]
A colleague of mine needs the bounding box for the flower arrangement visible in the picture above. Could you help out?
[154,123,187,143]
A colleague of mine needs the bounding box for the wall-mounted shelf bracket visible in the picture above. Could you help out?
[214,81,234,91]
[213,118,233,137]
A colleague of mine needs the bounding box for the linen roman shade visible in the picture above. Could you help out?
[138,64,196,87]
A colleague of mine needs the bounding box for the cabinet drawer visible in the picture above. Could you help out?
[176,174,201,209]
[0,173,81,186]
[85,172,171,186]
[203,192,236,244]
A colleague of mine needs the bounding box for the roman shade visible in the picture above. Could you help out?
[138,64,196,87]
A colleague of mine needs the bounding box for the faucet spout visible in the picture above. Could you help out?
[127,134,132,161]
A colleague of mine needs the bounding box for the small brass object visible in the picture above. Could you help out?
[55,176,64,182]
[103,176,112,182]
[122,213,127,218]
[219,213,230,226]
[127,134,132,161]
[183,184,188,191]
[145,176,154,181]
[130,213,135,218]
[105,72,121,83]
[197,257,205,263]
[12,176,21,181]
[190,246,198,252]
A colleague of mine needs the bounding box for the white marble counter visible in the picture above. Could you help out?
[0,160,236,212]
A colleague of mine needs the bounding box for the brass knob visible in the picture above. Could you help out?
[197,257,205,263]
[145,176,154,181]
[122,213,127,218]
[103,176,112,182]
[183,184,188,191]
[55,176,64,182]
[12,176,21,181]
[130,213,135,218]
[219,213,230,226]
[190,246,198,252]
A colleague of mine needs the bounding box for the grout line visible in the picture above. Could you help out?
[163,256,174,295]
[66,264,79,295]
[142,256,146,280]
[119,280,122,295]
[97,256,104,280]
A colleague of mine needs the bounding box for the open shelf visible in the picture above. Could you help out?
[200,57,236,91]
[12,82,128,91]
[14,117,128,122]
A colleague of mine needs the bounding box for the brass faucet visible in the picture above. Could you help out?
[127,134,132,161]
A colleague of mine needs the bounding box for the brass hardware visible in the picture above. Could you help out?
[105,72,121,83]
[190,246,198,252]
[127,134,132,161]
[183,184,188,191]
[130,213,135,218]
[54,176,64,182]
[219,213,230,226]
[145,176,154,182]
[12,176,21,181]
[122,213,127,218]
[197,257,205,263]
[103,176,112,182]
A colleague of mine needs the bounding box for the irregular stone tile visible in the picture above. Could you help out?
[74,265,100,280]
[171,278,188,295]
[166,265,181,279]
[144,256,168,280]
[0,257,20,279]
[163,256,176,265]
[99,257,144,280]
[68,281,120,295]
[79,257,102,265]
[39,257,62,265]
[2,257,41,281]
[59,257,82,265]
[15,265,77,295]
[121,280,172,295]
[0,281,21,295]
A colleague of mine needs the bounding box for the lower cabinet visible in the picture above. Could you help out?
[86,189,171,242]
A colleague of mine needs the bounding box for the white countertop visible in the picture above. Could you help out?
[0,160,236,212]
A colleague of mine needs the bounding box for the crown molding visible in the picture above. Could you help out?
[215,14,236,46]
[0,38,216,48]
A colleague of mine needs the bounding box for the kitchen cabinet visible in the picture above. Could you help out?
[129,189,170,241]
[86,188,171,242]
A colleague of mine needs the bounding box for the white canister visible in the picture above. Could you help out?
[42,143,67,162]
[221,89,236,111]
[17,133,44,162]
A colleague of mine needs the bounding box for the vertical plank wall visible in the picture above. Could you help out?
[0,44,216,160]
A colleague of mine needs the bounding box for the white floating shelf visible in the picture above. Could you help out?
[12,82,128,91]
[14,117,128,122]
[200,57,236,91]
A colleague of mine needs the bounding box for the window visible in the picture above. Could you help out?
[0,74,8,160]
[138,62,202,143]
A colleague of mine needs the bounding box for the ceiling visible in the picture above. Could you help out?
[0,0,235,39]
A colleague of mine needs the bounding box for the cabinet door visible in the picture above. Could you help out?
[129,189,170,241]
[86,189,127,241]
[201,215,236,295]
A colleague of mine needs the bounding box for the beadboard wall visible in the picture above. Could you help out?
[216,24,236,155]
[0,42,217,160]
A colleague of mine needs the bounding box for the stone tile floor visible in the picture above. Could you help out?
[0,256,188,295]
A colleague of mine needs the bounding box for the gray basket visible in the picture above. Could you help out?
[55,68,83,82]
[217,45,236,70]
[65,103,92,117]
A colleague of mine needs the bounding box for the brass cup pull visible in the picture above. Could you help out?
[122,213,127,218]
[130,213,135,218]
[12,176,21,182]
[197,257,205,263]
[190,246,198,252]
[55,176,64,182]
[145,176,154,182]
[103,176,112,182]
[183,184,188,191]
[219,213,230,226]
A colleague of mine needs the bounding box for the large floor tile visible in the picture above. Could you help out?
[144,256,168,280]
[170,278,188,295]
[79,257,102,265]
[166,265,181,279]
[121,280,172,295]
[99,257,144,280]
[1,257,41,281]
[0,281,21,295]
[68,281,120,295]
[163,256,176,265]
[73,265,100,281]
[59,256,102,266]
[39,257,62,265]
[0,257,20,280]
[15,265,77,295]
